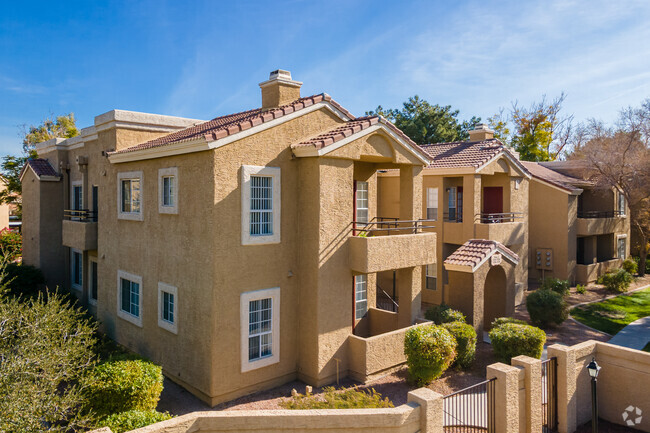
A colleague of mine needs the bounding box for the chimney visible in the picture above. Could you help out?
[259,69,302,109]
[469,123,495,141]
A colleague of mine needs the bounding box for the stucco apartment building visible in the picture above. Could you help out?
[21,70,441,405]
[377,125,530,331]
[524,161,630,284]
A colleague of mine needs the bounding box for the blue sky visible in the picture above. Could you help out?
[1,0,649,156]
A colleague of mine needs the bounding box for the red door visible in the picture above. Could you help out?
[483,187,503,214]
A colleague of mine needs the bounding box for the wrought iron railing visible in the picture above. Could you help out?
[64,209,97,222]
[443,212,463,223]
[542,357,558,432]
[443,378,496,432]
[476,212,524,224]
[577,210,623,219]
[352,217,435,236]
[376,285,398,312]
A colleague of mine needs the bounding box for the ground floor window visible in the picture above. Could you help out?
[617,236,627,260]
[71,249,82,290]
[157,282,178,334]
[89,258,98,304]
[117,271,143,327]
[426,264,437,290]
[355,274,368,320]
[240,287,280,372]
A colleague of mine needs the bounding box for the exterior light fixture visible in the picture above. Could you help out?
[586,357,601,433]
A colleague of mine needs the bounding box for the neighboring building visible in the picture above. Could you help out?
[524,160,630,284]
[21,70,438,405]
[377,125,531,332]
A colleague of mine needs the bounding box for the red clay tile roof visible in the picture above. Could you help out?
[444,239,519,270]
[26,158,59,178]
[111,93,354,155]
[522,161,586,193]
[292,116,431,161]
[420,139,506,169]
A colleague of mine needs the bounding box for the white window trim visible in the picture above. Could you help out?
[71,180,83,210]
[158,167,179,214]
[240,287,280,373]
[70,248,83,292]
[157,282,178,334]
[354,274,368,320]
[117,171,144,221]
[116,270,143,327]
[617,190,627,217]
[241,165,281,245]
[88,256,98,305]
[617,234,628,259]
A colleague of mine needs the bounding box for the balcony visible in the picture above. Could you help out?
[576,258,622,284]
[349,219,436,273]
[577,211,625,236]
[62,210,98,251]
[474,213,525,245]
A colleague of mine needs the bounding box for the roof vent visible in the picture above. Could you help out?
[469,123,494,141]
[259,69,303,109]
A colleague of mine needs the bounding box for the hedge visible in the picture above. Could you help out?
[490,317,527,329]
[404,325,456,385]
[622,259,638,275]
[598,269,633,293]
[489,323,546,363]
[526,289,568,327]
[442,321,477,369]
[100,410,172,433]
[280,386,393,409]
[424,304,466,324]
[83,357,164,417]
[540,277,570,297]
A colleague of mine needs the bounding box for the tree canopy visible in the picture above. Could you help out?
[367,96,480,145]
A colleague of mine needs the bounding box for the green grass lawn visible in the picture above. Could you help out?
[570,288,650,335]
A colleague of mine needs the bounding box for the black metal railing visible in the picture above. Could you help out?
[352,217,435,236]
[476,212,524,224]
[443,378,496,432]
[577,210,623,219]
[376,286,398,313]
[443,212,463,223]
[542,357,558,432]
[64,209,97,222]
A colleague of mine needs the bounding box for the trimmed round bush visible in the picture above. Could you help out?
[622,259,638,275]
[83,357,164,417]
[598,269,633,293]
[526,289,568,327]
[101,410,172,433]
[490,317,527,329]
[442,321,477,369]
[404,325,457,385]
[540,277,570,297]
[489,323,546,363]
[425,304,466,324]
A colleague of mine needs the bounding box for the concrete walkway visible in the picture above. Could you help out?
[607,316,650,350]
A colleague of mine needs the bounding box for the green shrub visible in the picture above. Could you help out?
[424,304,466,324]
[632,255,650,274]
[83,358,164,417]
[576,284,587,295]
[442,321,477,369]
[100,410,172,433]
[490,317,527,329]
[489,323,546,363]
[540,277,570,297]
[526,289,568,327]
[622,259,638,275]
[0,228,21,261]
[3,263,46,299]
[404,325,456,385]
[280,386,393,409]
[598,269,633,293]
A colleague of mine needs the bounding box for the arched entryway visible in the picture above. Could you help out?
[483,265,507,330]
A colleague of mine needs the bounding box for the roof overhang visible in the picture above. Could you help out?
[19,164,61,183]
[530,176,583,196]
[476,149,532,179]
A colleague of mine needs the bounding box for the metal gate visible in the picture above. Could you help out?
[541,357,558,432]
[443,378,496,432]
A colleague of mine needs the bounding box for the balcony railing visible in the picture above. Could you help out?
[352,217,435,236]
[476,212,524,224]
[577,210,623,219]
[64,209,98,222]
[443,212,463,223]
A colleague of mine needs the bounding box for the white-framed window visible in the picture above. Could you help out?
[117,171,143,221]
[355,181,369,223]
[240,287,280,372]
[158,167,178,214]
[117,270,143,327]
[426,263,437,290]
[71,248,83,291]
[157,282,178,334]
[617,235,627,260]
[241,165,281,245]
[448,187,457,221]
[354,274,368,320]
[88,256,98,305]
[617,190,626,216]
[426,187,438,220]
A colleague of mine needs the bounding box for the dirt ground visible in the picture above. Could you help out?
[158,276,650,415]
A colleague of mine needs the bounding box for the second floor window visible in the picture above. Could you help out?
[72,184,83,210]
[121,179,141,213]
[448,187,457,221]
[162,176,175,207]
[241,166,281,245]
[355,181,369,224]
[250,176,273,236]
[617,191,626,216]
[426,187,438,220]
[159,167,178,214]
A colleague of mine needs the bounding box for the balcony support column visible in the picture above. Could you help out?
[396,266,421,328]
[399,166,423,222]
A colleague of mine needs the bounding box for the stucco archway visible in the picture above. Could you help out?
[483,265,507,330]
